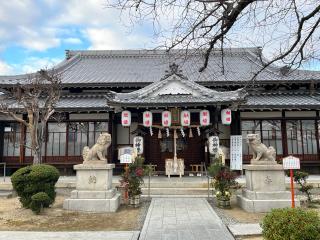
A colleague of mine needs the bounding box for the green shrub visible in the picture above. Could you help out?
[11,164,59,209]
[30,192,51,214]
[261,208,320,240]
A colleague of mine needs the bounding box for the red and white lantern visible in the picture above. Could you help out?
[180,110,190,126]
[221,108,232,125]
[121,110,131,126]
[200,110,210,126]
[143,111,153,127]
[162,111,172,127]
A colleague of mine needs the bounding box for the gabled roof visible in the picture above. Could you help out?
[1,48,320,87]
[106,63,247,108]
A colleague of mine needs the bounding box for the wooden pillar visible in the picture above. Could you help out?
[19,123,26,163]
[230,110,241,135]
[315,111,320,162]
[0,123,4,162]
[281,110,288,157]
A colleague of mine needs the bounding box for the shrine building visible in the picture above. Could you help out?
[1,48,320,174]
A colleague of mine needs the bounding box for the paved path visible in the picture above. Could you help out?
[140,198,234,240]
[0,231,140,240]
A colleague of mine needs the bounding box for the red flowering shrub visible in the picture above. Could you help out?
[120,156,146,198]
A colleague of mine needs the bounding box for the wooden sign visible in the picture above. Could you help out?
[221,108,232,125]
[121,110,131,127]
[283,156,300,169]
[170,108,180,125]
[180,110,190,126]
[143,111,153,127]
[230,135,243,170]
[208,136,219,155]
[200,110,210,126]
[133,136,143,155]
[162,111,172,127]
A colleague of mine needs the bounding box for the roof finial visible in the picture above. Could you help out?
[161,63,187,80]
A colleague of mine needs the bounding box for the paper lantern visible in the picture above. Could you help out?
[221,108,232,125]
[208,136,219,155]
[180,110,191,126]
[121,110,131,126]
[143,111,153,127]
[133,136,144,155]
[162,111,172,127]
[200,110,210,126]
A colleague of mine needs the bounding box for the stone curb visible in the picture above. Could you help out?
[228,223,262,237]
[0,231,140,240]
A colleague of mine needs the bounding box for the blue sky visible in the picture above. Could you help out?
[0,0,319,75]
[0,0,156,75]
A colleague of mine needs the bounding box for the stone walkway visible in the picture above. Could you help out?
[139,198,235,240]
[0,231,140,240]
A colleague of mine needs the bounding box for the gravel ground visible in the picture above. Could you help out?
[207,198,240,225]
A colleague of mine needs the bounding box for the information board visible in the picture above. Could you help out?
[283,156,300,170]
[230,135,243,170]
[118,147,134,164]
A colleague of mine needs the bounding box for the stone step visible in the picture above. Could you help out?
[0,191,12,198]
[141,187,212,196]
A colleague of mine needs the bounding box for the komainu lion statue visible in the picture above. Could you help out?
[82,133,111,163]
[247,134,277,164]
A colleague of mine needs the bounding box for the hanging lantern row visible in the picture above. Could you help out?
[121,109,232,127]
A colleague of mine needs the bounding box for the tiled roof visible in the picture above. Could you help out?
[56,94,108,111]
[242,92,320,109]
[106,63,247,107]
[1,48,320,86]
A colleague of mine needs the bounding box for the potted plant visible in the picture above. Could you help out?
[120,156,145,206]
[208,159,238,208]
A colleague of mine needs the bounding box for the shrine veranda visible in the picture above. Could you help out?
[1,48,320,175]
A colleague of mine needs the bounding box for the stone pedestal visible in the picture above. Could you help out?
[237,164,300,212]
[63,163,120,212]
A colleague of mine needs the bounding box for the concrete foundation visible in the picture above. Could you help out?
[237,164,300,213]
[63,163,120,212]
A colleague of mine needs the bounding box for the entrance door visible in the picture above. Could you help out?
[144,130,204,173]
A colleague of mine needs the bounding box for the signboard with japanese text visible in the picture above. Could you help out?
[118,146,134,163]
[133,136,144,155]
[208,136,219,155]
[143,111,153,127]
[230,135,243,170]
[162,111,172,127]
[221,108,232,125]
[180,110,191,126]
[283,156,300,170]
[200,110,210,126]
[121,110,131,127]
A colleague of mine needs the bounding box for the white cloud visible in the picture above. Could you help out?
[83,28,153,50]
[63,37,82,44]
[12,57,63,74]
[18,26,61,51]
[0,60,14,75]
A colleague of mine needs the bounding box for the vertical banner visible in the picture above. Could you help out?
[133,136,144,155]
[208,136,219,155]
[230,135,243,170]
[162,111,172,127]
[200,110,210,126]
[121,110,131,126]
[180,110,190,126]
[143,111,153,127]
[221,108,232,125]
